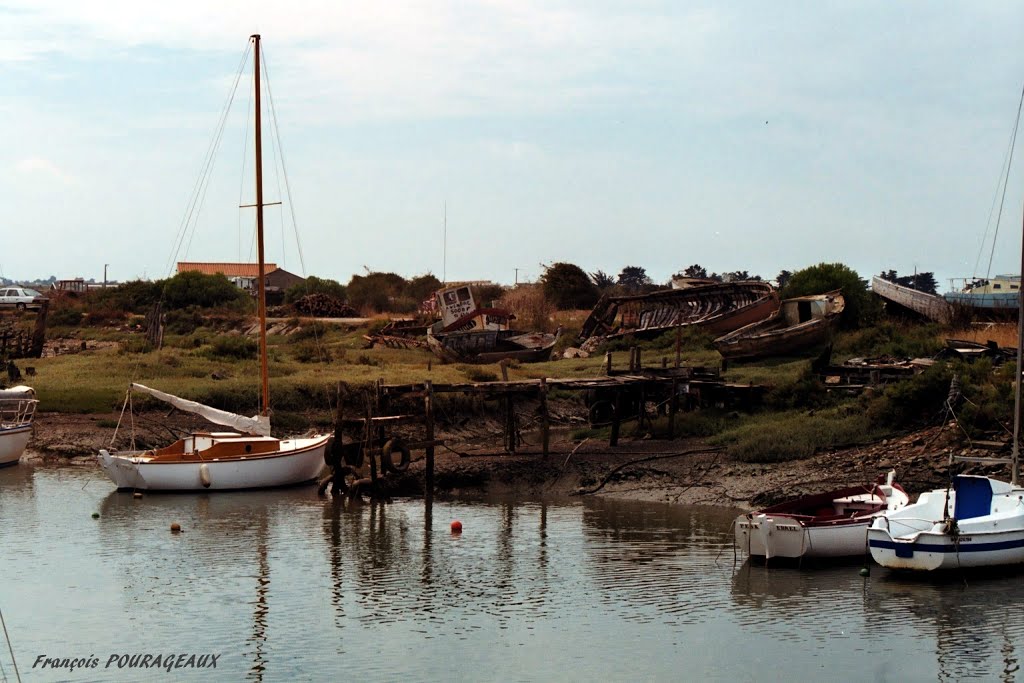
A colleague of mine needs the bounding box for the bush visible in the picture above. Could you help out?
[717,410,880,462]
[781,262,880,329]
[205,335,258,360]
[284,276,347,304]
[163,271,251,310]
[118,337,154,355]
[462,367,497,382]
[497,285,553,332]
[833,322,943,360]
[540,262,600,310]
[49,303,84,326]
[293,342,332,363]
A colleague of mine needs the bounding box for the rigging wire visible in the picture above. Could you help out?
[0,607,20,683]
[977,83,1024,282]
[165,43,251,278]
[238,60,253,264]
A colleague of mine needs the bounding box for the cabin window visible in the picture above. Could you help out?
[245,444,252,453]
[993,284,1002,289]
[457,287,471,302]
[1013,285,1019,290]
[443,291,458,305]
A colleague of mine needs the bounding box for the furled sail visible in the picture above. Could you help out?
[131,383,271,436]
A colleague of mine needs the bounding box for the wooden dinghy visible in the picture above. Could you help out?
[713,290,844,361]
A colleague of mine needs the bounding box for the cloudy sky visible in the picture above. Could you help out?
[1,1,1022,289]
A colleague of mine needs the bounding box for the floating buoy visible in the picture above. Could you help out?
[859,567,870,577]
[133,492,143,499]
[199,463,212,488]
[170,522,182,533]
[91,512,100,519]
[451,520,463,533]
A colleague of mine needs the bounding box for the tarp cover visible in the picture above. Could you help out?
[131,383,271,436]
[0,386,36,400]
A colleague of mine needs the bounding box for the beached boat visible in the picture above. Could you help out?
[871,276,952,324]
[735,472,908,560]
[426,284,558,364]
[713,290,844,361]
[97,35,329,491]
[943,275,1020,317]
[0,386,37,467]
[578,281,779,347]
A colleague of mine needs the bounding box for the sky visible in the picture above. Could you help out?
[1,1,1023,290]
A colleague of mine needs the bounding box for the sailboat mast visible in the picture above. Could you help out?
[252,33,271,418]
[1013,203,1024,486]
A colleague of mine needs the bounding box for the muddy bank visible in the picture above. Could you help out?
[24,411,1007,509]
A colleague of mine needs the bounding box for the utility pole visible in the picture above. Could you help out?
[514,267,520,285]
[103,264,109,289]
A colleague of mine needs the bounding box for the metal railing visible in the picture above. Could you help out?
[0,399,37,429]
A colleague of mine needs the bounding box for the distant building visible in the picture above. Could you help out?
[176,262,305,298]
[52,278,119,293]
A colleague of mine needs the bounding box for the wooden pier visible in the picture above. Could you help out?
[319,345,765,501]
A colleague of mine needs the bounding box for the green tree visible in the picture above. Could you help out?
[284,276,347,304]
[406,273,444,303]
[347,272,408,313]
[540,262,600,310]
[782,262,878,328]
[775,270,793,290]
[617,266,652,293]
[590,270,616,290]
[681,264,708,279]
[162,271,250,310]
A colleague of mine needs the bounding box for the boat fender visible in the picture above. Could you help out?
[381,438,411,473]
[199,463,212,488]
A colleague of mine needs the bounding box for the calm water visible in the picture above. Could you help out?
[2,463,1023,682]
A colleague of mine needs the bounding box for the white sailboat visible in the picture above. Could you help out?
[0,386,37,467]
[868,164,1024,572]
[97,35,330,491]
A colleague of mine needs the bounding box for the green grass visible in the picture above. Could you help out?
[710,408,885,462]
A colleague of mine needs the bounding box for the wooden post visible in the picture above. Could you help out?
[605,351,612,376]
[661,356,667,369]
[539,377,550,458]
[609,389,622,447]
[332,382,345,494]
[669,377,679,438]
[30,299,49,358]
[365,391,378,490]
[500,359,509,382]
[424,379,435,498]
[675,326,682,368]
[505,394,517,454]
[635,347,642,372]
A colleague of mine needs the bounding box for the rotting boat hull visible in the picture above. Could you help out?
[97,436,329,491]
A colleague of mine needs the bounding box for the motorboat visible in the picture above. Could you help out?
[0,385,36,467]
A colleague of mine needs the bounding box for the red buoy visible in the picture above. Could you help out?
[450,520,463,533]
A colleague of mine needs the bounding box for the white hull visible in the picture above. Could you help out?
[98,436,329,491]
[0,425,31,467]
[736,514,875,559]
[869,476,1024,571]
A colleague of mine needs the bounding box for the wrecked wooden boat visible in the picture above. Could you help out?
[578,281,778,347]
[736,471,908,560]
[713,290,844,361]
[871,276,951,324]
[426,284,558,364]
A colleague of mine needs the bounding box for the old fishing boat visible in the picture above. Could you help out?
[98,35,329,491]
[943,275,1021,318]
[713,290,845,361]
[736,472,908,560]
[578,281,778,347]
[871,276,952,323]
[0,386,36,467]
[426,284,559,364]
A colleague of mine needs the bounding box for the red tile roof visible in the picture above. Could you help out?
[177,262,279,278]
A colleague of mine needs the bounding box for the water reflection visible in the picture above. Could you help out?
[6,466,1024,681]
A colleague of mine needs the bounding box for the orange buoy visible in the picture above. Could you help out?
[450,520,463,533]
[170,522,182,533]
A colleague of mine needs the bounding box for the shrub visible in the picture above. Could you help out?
[118,337,154,354]
[163,271,250,310]
[497,285,553,332]
[205,335,258,360]
[540,262,600,310]
[293,342,332,363]
[462,367,498,383]
[781,262,880,329]
[284,276,347,304]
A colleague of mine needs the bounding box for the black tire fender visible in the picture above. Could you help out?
[381,438,411,473]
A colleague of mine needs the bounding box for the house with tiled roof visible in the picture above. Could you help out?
[177,262,305,300]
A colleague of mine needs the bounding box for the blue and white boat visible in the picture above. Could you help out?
[944,275,1021,315]
[0,386,36,467]
[868,475,1024,571]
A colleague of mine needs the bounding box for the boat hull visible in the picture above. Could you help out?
[736,513,875,559]
[97,436,329,491]
[426,331,556,364]
[0,425,31,467]
[869,476,1024,571]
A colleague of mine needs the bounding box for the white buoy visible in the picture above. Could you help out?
[199,463,212,488]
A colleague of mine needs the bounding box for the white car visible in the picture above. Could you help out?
[0,287,47,310]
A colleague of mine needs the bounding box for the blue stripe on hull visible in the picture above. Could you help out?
[870,537,1024,554]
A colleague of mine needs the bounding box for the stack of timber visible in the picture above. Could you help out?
[871,276,951,324]
[293,293,359,318]
[713,290,844,361]
[578,281,779,350]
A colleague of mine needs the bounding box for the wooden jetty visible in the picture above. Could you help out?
[319,342,765,500]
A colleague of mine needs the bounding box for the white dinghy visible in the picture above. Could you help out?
[0,386,37,467]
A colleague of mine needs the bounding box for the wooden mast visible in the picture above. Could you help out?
[252,33,271,418]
